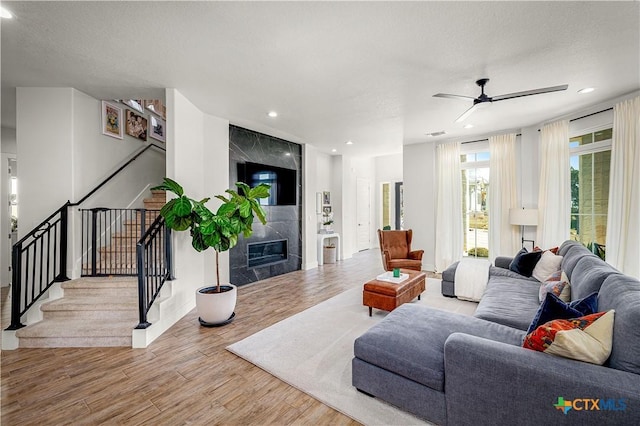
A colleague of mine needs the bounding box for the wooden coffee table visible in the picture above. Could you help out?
[363,269,427,316]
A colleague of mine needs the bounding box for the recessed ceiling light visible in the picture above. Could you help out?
[331,148,337,153]
[463,124,474,129]
[0,6,13,19]
[577,87,595,94]
[346,140,353,145]
[267,111,278,118]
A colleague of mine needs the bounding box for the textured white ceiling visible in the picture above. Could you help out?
[2,1,639,157]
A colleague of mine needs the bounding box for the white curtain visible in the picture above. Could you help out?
[435,142,463,271]
[537,120,570,248]
[606,96,640,278]
[488,133,519,259]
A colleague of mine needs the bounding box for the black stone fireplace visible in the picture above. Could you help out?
[229,125,302,285]
[247,239,288,269]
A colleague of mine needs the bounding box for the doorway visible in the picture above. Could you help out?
[356,177,371,251]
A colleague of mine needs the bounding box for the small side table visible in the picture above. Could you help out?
[317,233,341,265]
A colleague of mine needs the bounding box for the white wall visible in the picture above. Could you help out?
[1,127,17,286]
[16,88,166,278]
[16,88,75,236]
[138,88,230,347]
[403,142,437,271]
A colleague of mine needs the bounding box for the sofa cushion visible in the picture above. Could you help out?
[539,280,570,303]
[532,250,563,282]
[509,248,542,277]
[526,292,598,334]
[353,304,525,392]
[523,310,615,365]
[474,270,541,331]
[570,255,620,301]
[442,261,459,283]
[598,274,640,374]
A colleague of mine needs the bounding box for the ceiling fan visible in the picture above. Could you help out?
[433,78,568,123]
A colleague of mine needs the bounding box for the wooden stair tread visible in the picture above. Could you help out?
[42,297,137,310]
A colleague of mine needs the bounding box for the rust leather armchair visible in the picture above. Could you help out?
[377,229,424,271]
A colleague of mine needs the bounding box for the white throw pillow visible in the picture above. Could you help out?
[532,250,563,282]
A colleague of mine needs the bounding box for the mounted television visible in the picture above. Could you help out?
[237,162,297,206]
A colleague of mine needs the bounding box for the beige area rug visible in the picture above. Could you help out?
[226,279,476,426]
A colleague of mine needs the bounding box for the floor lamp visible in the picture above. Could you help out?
[509,208,538,250]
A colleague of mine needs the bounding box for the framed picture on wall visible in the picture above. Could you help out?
[149,115,166,143]
[323,191,330,206]
[101,101,123,139]
[125,109,148,141]
[124,99,144,113]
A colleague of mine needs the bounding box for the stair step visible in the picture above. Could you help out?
[42,297,138,321]
[16,319,134,348]
[62,277,137,288]
[151,189,166,198]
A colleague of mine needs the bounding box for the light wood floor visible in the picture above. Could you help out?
[1,249,437,425]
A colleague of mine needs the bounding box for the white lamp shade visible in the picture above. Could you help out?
[509,208,538,226]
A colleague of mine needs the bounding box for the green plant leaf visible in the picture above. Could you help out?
[214,194,230,203]
[225,189,242,202]
[173,196,192,217]
[166,213,192,231]
[193,202,213,221]
[249,183,271,199]
[190,227,208,252]
[250,199,268,225]
[203,231,221,248]
[159,198,177,218]
[217,202,236,217]
[228,234,238,249]
[239,200,251,218]
[235,182,251,197]
[151,177,184,197]
[200,218,217,235]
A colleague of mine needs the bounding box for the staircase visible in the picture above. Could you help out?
[14,190,167,348]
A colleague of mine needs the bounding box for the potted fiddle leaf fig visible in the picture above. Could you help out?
[152,177,270,326]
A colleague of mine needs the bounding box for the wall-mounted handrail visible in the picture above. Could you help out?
[71,143,165,207]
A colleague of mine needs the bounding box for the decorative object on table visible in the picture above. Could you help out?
[321,208,334,233]
[323,243,337,264]
[393,268,400,278]
[509,207,538,250]
[101,101,123,139]
[152,177,270,326]
[376,271,409,284]
[125,109,148,141]
[377,229,423,271]
[322,191,330,205]
[149,115,166,142]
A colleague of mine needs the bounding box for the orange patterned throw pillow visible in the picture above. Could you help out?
[523,310,615,365]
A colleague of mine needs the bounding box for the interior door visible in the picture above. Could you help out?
[356,177,371,251]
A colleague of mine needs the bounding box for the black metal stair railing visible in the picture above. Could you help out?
[80,208,159,276]
[6,143,166,331]
[7,203,70,330]
[135,214,173,329]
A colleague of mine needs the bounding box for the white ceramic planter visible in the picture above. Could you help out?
[196,284,237,325]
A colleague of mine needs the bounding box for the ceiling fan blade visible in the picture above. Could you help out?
[455,103,480,123]
[492,84,568,102]
[433,93,476,101]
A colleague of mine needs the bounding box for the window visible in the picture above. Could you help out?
[570,128,612,250]
[461,151,490,258]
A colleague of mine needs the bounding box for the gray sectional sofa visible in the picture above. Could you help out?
[352,240,640,425]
